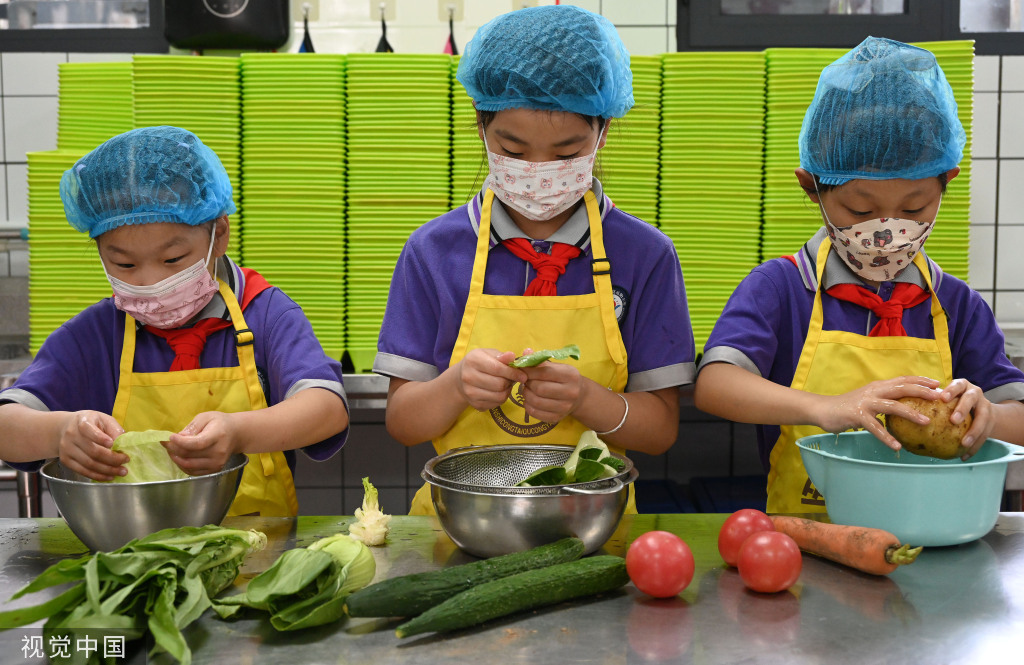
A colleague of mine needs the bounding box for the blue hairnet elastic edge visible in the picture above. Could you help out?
[83,207,235,239]
[472,98,632,119]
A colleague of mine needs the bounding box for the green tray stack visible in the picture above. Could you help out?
[450,55,483,206]
[345,54,452,372]
[762,47,844,262]
[659,52,766,352]
[132,55,242,258]
[26,150,111,354]
[57,62,134,152]
[239,53,347,361]
[601,55,662,225]
[913,40,974,281]
[762,43,972,280]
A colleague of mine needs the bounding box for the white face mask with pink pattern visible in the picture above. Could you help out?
[104,225,219,329]
[484,134,599,222]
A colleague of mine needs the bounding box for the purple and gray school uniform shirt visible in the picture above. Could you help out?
[374,180,696,392]
[699,228,1024,471]
[0,256,348,473]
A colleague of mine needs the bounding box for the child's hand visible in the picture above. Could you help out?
[456,348,528,411]
[165,412,242,475]
[520,361,584,424]
[817,375,942,450]
[938,378,994,458]
[58,411,127,481]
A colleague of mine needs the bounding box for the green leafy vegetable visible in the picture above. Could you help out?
[518,430,624,487]
[0,526,266,665]
[213,534,375,631]
[349,477,391,546]
[509,344,581,368]
[102,430,187,484]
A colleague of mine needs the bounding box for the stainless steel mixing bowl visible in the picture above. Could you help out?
[422,444,637,557]
[41,454,248,551]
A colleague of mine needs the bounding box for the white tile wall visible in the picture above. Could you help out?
[996,290,1024,323]
[973,92,999,159]
[1001,55,1024,91]
[0,164,6,222]
[602,0,668,25]
[66,52,133,63]
[996,225,1024,290]
[997,159,1024,225]
[974,55,1000,92]
[1,52,65,96]
[970,158,997,224]
[0,103,4,162]
[969,223,995,290]
[1000,93,1024,157]
[6,164,27,226]
[616,26,673,56]
[3,96,58,162]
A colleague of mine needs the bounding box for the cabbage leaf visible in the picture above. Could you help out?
[104,430,188,484]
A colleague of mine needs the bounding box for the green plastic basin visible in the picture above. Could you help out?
[797,432,1024,547]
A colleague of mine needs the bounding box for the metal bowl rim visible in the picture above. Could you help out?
[41,453,249,487]
[423,466,638,497]
[421,443,635,490]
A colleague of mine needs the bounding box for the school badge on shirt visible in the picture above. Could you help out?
[612,286,629,323]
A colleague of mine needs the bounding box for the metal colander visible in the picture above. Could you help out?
[422,444,635,496]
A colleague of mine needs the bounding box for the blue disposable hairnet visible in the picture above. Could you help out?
[799,36,966,185]
[456,5,634,119]
[61,126,235,238]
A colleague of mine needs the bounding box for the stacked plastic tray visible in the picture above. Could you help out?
[659,52,766,352]
[600,55,662,226]
[450,55,483,206]
[345,54,453,372]
[912,41,974,281]
[762,47,850,262]
[26,150,112,354]
[239,53,347,360]
[57,62,134,153]
[132,55,242,257]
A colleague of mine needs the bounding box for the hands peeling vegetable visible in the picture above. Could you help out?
[99,429,186,483]
[509,344,581,368]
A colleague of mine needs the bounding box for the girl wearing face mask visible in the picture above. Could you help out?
[375,5,695,515]
[0,126,350,517]
[694,37,1024,514]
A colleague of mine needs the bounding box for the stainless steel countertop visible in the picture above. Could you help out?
[0,514,1021,664]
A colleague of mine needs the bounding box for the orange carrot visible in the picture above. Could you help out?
[769,516,922,576]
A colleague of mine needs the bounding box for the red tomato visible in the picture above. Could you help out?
[736,531,803,593]
[717,509,775,567]
[626,531,695,598]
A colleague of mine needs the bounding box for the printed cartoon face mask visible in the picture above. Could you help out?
[484,134,599,222]
[824,216,935,282]
[816,181,938,281]
[104,225,219,329]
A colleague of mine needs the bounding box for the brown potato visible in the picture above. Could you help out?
[885,396,972,459]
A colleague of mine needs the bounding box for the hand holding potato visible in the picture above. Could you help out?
[815,375,943,450]
[886,378,993,460]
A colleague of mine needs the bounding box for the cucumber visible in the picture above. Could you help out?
[394,555,628,638]
[343,537,585,618]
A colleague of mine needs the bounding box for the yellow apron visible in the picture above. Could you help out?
[766,238,953,514]
[410,189,634,515]
[111,279,299,517]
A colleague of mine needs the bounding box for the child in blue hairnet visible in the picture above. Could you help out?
[0,126,349,517]
[694,37,1024,514]
[374,5,695,514]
